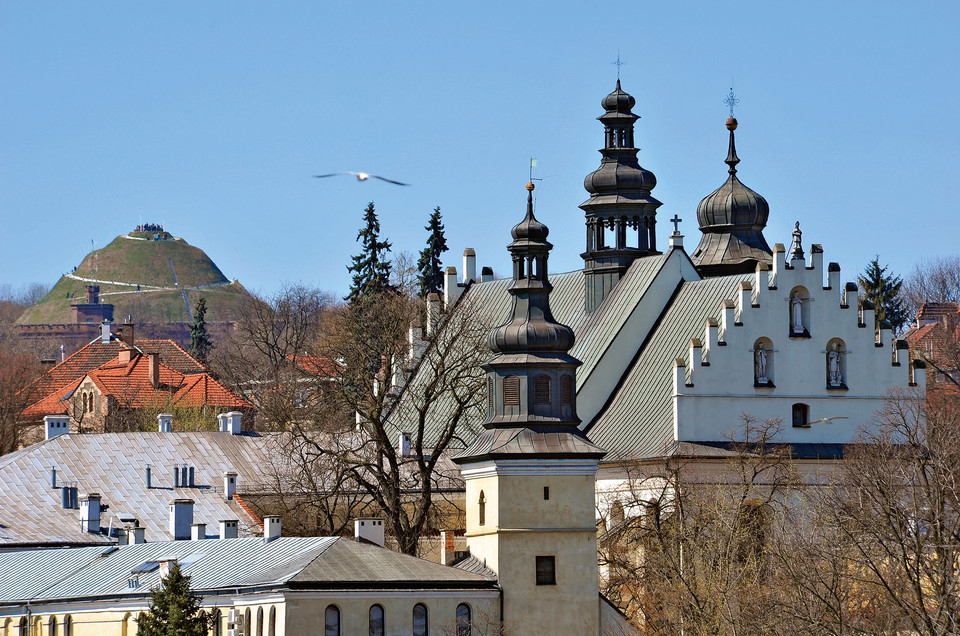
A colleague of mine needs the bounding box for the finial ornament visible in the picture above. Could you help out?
[724,86,740,118]
[789,221,804,260]
[612,52,625,79]
[670,214,682,235]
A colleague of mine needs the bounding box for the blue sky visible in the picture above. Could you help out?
[2,2,958,299]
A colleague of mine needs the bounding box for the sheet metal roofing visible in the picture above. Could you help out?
[0,431,280,546]
[0,536,495,605]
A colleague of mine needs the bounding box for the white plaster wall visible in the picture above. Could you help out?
[675,249,917,445]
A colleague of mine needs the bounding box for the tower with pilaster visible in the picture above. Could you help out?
[580,81,662,312]
[455,183,606,636]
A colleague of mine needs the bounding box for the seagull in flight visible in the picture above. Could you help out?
[796,416,850,428]
[313,171,410,186]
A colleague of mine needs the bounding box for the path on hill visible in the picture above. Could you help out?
[64,273,236,297]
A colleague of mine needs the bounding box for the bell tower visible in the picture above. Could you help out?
[580,80,662,312]
[455,183,605,636]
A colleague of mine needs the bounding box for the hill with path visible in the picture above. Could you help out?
[17,230,254,325]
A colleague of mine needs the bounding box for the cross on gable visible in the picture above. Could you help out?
[669,214,682,234]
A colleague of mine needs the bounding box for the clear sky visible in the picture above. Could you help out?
[2,2,958,300]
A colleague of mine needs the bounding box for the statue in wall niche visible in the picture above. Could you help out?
[791,291,804,333]
[828,343,843,387]
[754,344,769,385]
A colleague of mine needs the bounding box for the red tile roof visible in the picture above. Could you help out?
[286,354,340,377]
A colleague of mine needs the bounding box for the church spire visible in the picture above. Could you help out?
[580,81,662,313]
[691,116,773,277]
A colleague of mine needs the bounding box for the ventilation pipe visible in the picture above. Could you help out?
[145,464,152,489]
[50,467,57,489]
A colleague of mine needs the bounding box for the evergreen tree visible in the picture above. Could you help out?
[416,206,448,298]
[136,563,210,636]
[346,202,393,303]
[859,256,907,333]
[187,297,212,364]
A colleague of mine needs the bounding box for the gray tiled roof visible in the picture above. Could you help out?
[0,536,495,605]
[0,431,281,546]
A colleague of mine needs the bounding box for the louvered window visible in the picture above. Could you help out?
[534,375,551,404]
[503,376,520,406]
[561,375,574,404]
[488,377,494,410]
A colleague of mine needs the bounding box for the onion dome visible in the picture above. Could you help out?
[511,182,549,243]
[691,117,773,277]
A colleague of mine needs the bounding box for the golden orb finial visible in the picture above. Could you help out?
[526,181,535,191]
[726,117,738,131]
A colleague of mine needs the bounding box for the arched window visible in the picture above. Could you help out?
[256,607,263,636]
[64,616,72,636]
[735,500,769,563]
[826,339,847,388]
[478,491,486,526]
[19,617,27,636]
[534,375,551,404]
[610,500,625,527]
[268,607,276,636]
[412,604,429,636]
[212,609,222,636]
[369,604,385,636]
[560,375,574,404]
[324,605,341,636]
[753,338,773,386]
[792,403,809,428]
[48,616,57,636]
[503,376,520,406]
[244,609,251,636]
[456,603,472,636]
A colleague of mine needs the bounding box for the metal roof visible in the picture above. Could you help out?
[0,431,285,546]
[0,536,495,605]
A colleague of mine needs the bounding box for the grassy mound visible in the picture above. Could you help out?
[17,233,254,325]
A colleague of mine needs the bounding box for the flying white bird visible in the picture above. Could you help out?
[797,416,850,428]
[313,172,410,186]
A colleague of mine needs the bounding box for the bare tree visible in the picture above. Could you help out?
[902,255,960,320]
[0,299,47,454]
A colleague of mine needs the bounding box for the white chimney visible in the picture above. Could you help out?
[480,266,494,283]
[159,559,176,578]
[100,322,111,343]
[399,431,412,457]
[127,526,146,545]
[263,516,282,542]
[219,412,242,435]
[224,471,238,500]
[463,248,477,284]
[443,266,460,308]
[79,493,101,534]
[426,293,441,337]
[191,523,206,540]
[157,413,173,433]
[220,519,239,540]
[169,498,194,540]
[44,415,70,440]
[355,518,385,547]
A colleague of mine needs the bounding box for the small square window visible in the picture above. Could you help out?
[535,555,556,585]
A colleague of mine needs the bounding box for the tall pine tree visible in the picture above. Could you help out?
[136,562,210,636]
[346,202,393,303]
[188,297,212,364]
[416,206,448,298]
[859,256,907,333]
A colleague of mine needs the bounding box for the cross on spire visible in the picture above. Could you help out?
[724,86,740,117]
[669,214,682,234]
[611,53,625,79]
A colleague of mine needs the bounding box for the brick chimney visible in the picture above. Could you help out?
[121,318,135,345]
[148,353,159,389]
[85,285,99,304]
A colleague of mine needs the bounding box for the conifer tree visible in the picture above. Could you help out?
[416,206,448,298]
[188,297,212,364]
[136,563,210,636]
[346,202,393,303]
[859,256,907,333]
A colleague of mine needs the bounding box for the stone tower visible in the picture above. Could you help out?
[580,80,662,312]
[690,117,773,276]
[455,183,605,636]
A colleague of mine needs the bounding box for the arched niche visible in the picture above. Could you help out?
[788,285,812,338]
[826,338,847,389]
[753,337,774,387]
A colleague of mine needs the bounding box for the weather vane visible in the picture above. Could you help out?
[611,52,625,80]
[724,85,740,118]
